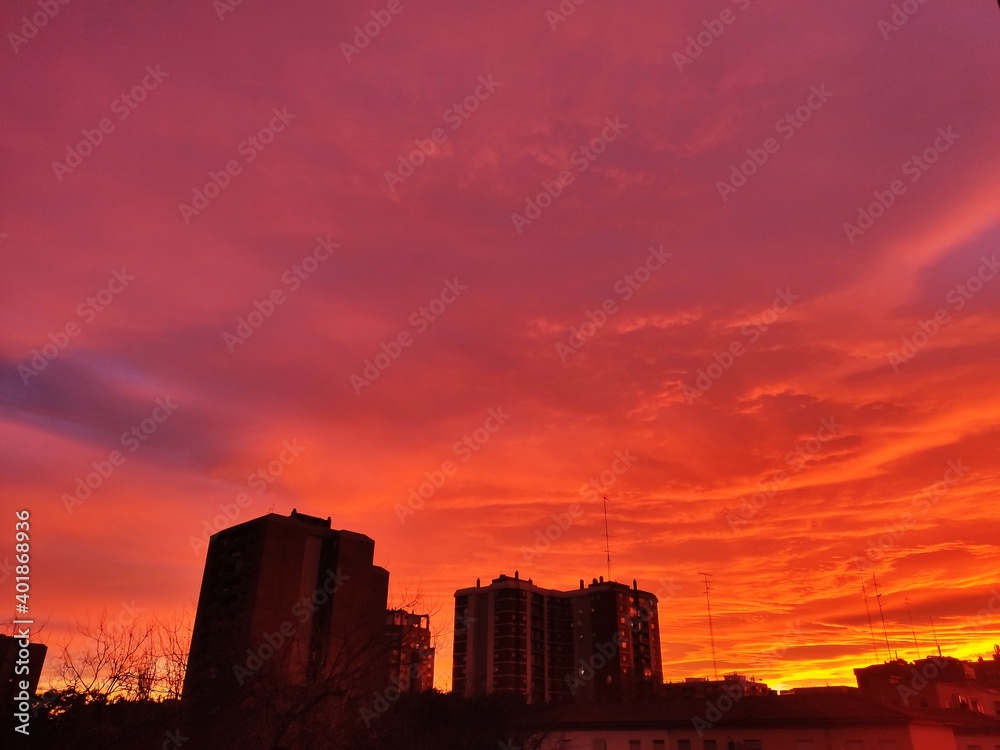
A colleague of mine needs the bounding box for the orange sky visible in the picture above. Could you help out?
[2,0,999,694]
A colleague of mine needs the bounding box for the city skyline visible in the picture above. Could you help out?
[3,0,1000,704]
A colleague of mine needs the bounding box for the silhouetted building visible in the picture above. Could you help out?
[856,651,1000,716]
[854,647,1000,720]
[972,644,1000,686]
[385,609,434,693]
[535,692,964,749]
[453,572,662,704]
[1,633,47,716]
[183,510,390,702]
[661,672,775,701]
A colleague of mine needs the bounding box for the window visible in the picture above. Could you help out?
[678,742,691,750]
[844,742,863,750]
[652,742,664,750]
[629,742,641,750]
[592,741,607,750]
[744,742,763,750]
[794,742,815,750]
[703,742,717,750]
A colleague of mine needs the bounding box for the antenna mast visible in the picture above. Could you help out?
[602,496,612,582]
[872,574,892,658]
[699,572,719,679]
[929,615,943,658]
[905,598,920,658]
[860,571,880,662]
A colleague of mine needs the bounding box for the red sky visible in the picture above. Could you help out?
[2,0,999,692]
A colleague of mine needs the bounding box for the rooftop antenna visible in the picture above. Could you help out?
[860,571,880,662]
[602,496,612,582]
[699,572,719,679]
[872,574,892,659]
[905,598,920,658]
[929,615,943,658]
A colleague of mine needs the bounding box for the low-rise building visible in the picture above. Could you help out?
[535,692,961,750]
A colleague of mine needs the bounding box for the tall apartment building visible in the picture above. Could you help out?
[453,572,662,704]
[183,510,390,702]
[385,609,435,693]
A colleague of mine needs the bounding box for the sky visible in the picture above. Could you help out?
[2,0,999,693]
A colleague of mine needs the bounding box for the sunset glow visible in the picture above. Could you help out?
[2,0,999,696]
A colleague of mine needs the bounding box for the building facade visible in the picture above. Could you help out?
[385,609,435,693]
[183,510,390,702]
[534,692,962,750]
[453,573,662,704]
[856,654,1000,716]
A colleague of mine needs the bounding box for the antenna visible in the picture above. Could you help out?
[872,574,892,658]
[905,598,920,658]
[699,572,719,679]
[602,496,612,582]
[929,615,942,658]
[860,571,880,662]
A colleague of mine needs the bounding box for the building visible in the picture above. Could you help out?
[385,609,435,692]
[855,654,1000,716]
[533,692,962,750]
[661,673,775,701]
[453,572,662,704]
[183,510,390,702]
[1,633,47,731]
[971,645,1000,686]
